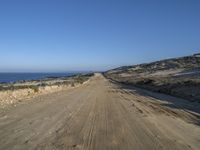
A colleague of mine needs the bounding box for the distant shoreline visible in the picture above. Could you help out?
[0,72,90,83]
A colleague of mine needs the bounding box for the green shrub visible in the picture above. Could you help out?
[30,86,39,93]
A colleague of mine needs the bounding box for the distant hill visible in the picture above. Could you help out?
[107,54,200,75]
[104,53,200,102]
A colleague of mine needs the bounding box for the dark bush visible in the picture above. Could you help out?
[30,86,39,93]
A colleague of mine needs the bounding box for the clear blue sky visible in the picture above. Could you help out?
[0,0,199,72]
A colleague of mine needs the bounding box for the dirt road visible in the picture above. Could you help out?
[0,73,200,150]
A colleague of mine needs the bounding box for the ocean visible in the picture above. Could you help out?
[0,72,78,83]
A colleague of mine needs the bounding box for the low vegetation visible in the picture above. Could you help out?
[104,54,200,102]
[0,73,94,92]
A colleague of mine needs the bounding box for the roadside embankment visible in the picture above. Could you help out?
[104,73,200,103]
[103,54,200,103]
[0,73,93,108]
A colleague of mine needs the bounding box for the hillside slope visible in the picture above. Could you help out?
[104,53,200,102]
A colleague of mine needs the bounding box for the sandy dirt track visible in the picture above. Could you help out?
[0,73,200,150]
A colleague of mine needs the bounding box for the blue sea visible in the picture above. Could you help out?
[0,72,78,83]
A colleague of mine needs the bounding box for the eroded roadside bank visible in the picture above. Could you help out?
[0,73,93,108]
